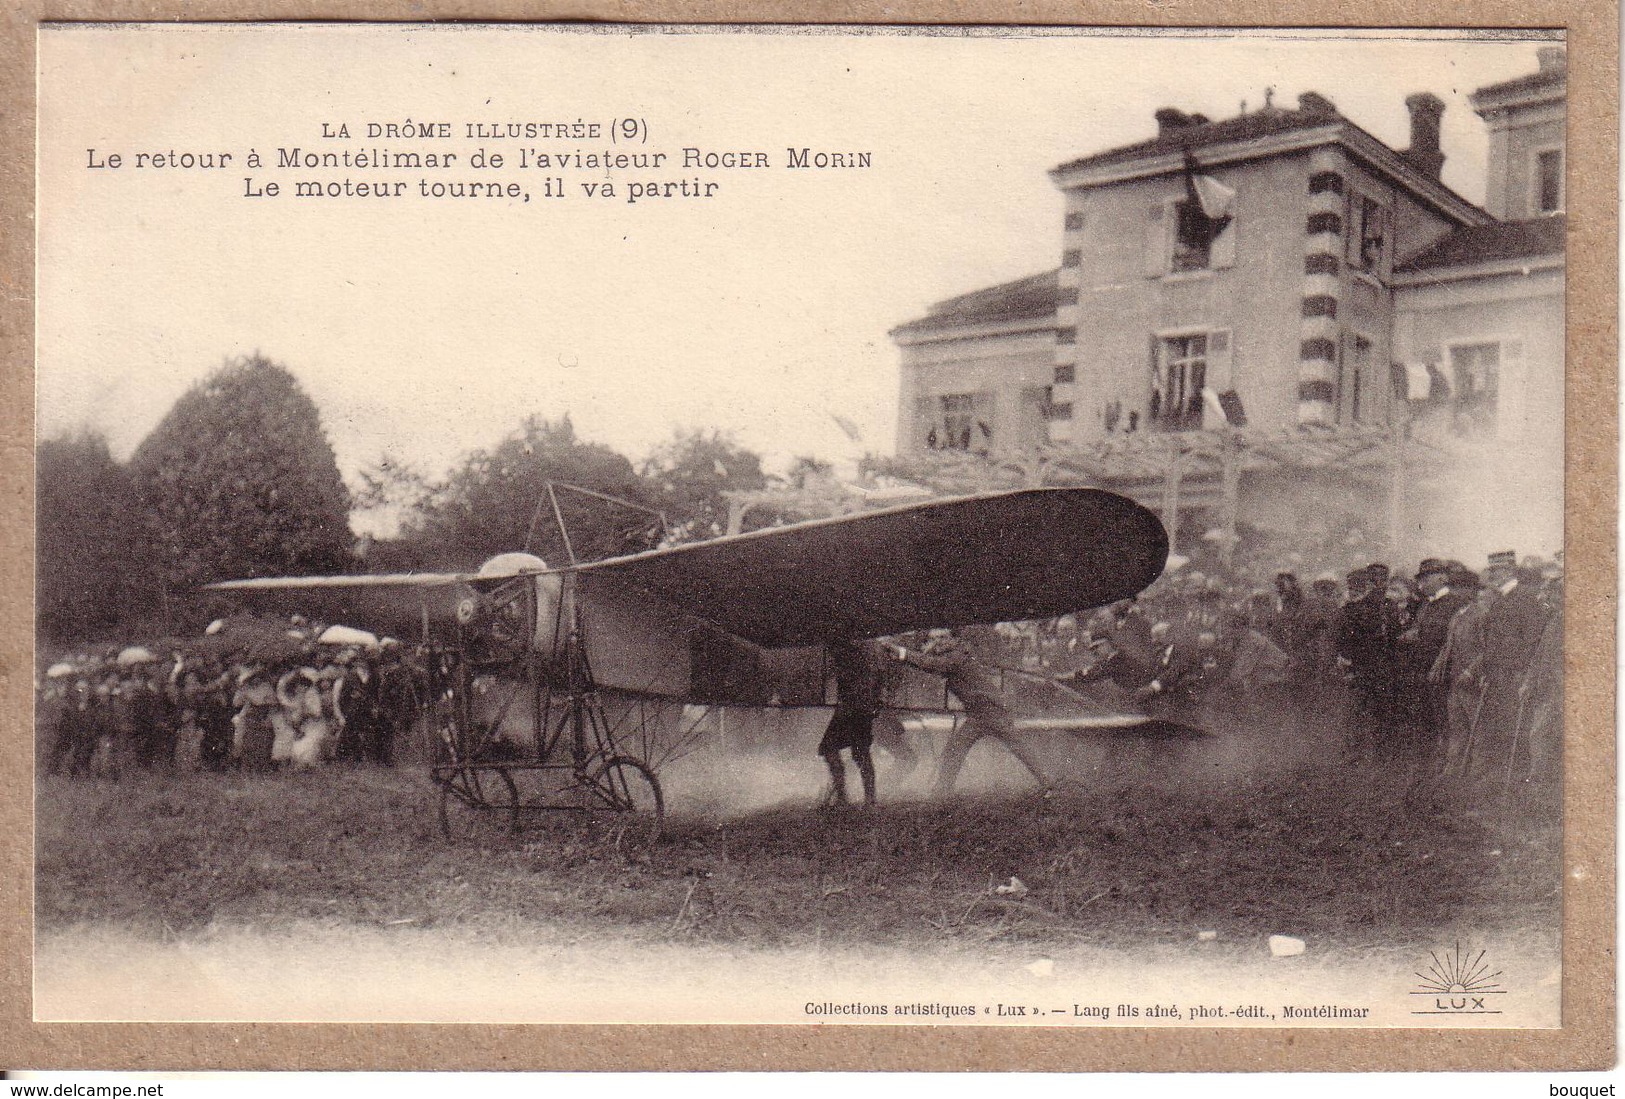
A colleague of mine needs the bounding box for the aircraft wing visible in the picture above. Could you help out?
[207,572,469,592]
[574,487,1167,647]
[204,572,476,640]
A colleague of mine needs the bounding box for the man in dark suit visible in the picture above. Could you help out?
[1475,550,1550,778]
[818,638,888,806]
[1132,620,1218,718]
[892,630,1048,797]
[1400,558,1473,754]
[1062,598,1156,693]
[334,653,379,764]
[1337,565,1396,760]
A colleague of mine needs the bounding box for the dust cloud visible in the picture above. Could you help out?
[651,703,1346,823]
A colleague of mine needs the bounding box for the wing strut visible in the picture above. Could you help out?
[527,481,672,565]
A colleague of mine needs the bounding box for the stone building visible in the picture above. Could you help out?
[890,47,1565,562]
[1389,47,1566,557]
[891,271,1059,453]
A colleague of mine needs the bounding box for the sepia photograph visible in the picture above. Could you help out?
[26,22,1592,1051]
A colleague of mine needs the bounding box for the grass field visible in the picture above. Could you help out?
[36,752,1559,954]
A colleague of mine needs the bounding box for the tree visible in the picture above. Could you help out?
[394,415,654,569]
[36,430,155,638]
[128,355,353,605]
[640,428,768,543]
[349,452,435,569]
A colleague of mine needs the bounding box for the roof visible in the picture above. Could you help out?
[891,269,1059,337]
[1395,215,1566,273]
[1048,96,1488,227]
[1053,101,1341,175]
[1472,65,1566,103]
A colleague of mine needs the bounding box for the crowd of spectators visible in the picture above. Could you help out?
[40,547,1564,800]
[1001,547,1563,789]
[39,618,422,779]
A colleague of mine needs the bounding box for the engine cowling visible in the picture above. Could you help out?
[468,553,572,660]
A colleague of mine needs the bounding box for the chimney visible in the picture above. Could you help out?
[1403,92,1445,181]
[1154,107,1192,137]
[1297,91,1337,116]
[1537,46,1566,74]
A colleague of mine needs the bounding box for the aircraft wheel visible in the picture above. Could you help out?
[587,756,665,849]
[438,766,519,842]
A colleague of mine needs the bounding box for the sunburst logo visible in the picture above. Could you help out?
[1409,943,1506,1015]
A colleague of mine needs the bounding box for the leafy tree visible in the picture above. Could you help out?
[395,415,654,569]
[128,355,353,602]
[352,452,435,522]
[349,452,434,570]
[640,428,768,543]
[36,430,155,638]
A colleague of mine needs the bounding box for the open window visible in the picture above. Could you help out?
[1145,174,1236,276]
[1150,329,1233,431]
[919,391,995,451]
[1347,193,1390,274]
[1171,199,1214,272]
[940,393,975,449]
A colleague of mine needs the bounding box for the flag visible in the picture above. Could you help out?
[1398,361,1435,400]
[829,412,864,443]
[1182,151,1235,223]
[1192,174,1236,221]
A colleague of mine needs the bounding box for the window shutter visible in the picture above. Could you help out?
[1498,340,1526,440]
[972,390,998,447]
[915,394,938,449]
[1144,203,1168,277]
[1148,333,1163,421]
[1207,329,1234,392]
[1212,210,1238,269]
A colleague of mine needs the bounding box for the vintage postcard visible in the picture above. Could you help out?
[13,17,1614,1070]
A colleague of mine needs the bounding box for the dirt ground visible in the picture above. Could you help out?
[33,716,1562,1024]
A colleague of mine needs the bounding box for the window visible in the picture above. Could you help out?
[939,393,976,450]
[1449,343,1500,436]
[1054,363,1075,384]
[1536,149,1564,214]
[1347,195,1388,273]
[1171,199,1213,272]
[917,392,993,451]
[1152,334,1208,430]
[1145,185,1235,277]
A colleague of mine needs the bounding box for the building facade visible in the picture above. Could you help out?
[891,271,1059,454]
[891,47,1565,560]
[1388,49,1566,557]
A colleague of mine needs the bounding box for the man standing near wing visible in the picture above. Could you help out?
[889,629,1049,797]
[819,638,887,807]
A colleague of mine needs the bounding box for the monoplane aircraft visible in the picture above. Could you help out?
[207,486,1168,842]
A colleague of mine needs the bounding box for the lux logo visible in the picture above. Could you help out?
[1411,944,1506,1016]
